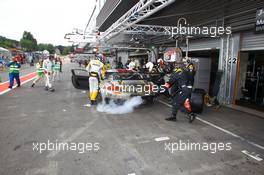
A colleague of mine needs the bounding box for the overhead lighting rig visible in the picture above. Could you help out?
[99,0,175,42]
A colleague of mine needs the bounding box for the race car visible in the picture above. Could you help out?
[71,68,157,104]
[100,69,156,104]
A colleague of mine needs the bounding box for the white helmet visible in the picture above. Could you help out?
[164,48,182,63]
[96,53,103,61]
[43,50,50,58]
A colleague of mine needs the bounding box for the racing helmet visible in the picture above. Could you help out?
[164,47,182,63]
[96,53,104,62]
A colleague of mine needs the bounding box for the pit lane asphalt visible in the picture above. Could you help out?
[0,60,263,175]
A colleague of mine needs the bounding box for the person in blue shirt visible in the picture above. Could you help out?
[0,54,3,63]
[6,57,21,89]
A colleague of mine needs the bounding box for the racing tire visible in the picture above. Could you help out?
[144,96,155,104]
[104,97,110,104]
[190,91,204,114]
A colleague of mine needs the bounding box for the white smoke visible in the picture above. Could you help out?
[96,96,143,114]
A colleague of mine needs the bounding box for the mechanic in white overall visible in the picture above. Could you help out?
[86,56,104,105]
[42,50,55,92]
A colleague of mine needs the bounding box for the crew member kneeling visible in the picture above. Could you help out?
[86,57,104,105]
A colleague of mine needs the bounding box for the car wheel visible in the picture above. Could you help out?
[104,97,110,104]
[145,96,154,104]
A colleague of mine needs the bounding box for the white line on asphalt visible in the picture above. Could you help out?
[241,150,263,161]
[0,76,36,95]
[158,100,264,150]
[158,99,172,108]
[83,104,91,107]
[128,173,136,175]
[154,136,170,142]
[138,140,152,144]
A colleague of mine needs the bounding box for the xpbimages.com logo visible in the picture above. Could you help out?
[32,140,100,154]
[170,17,232,38]
[103,84,166,96]
[164,140,232,154]
[171,25,232,38]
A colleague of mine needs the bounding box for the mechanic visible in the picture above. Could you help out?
[52,58,61,82]
[128,58,136,70]
[31,59,44,87]
[86,56,105,105]
[6,56,21,89]
[125,59,131,69]
[117,57,123,69]
[164,59,195,123]
[105,60,111,70]
[184,60,196,97]
[42,50,55,92]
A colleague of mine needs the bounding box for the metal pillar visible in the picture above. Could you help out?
[218,34,240,104]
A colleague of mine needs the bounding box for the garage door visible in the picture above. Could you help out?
[187,38,221,51]
[241,32,264,51]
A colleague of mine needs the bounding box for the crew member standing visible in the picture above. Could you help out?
[86,56,104,105]
[31,59,44,87]
[52,58,61,82]
[42,50,55,92]
[6,57,21,89]
[128,58,136,70]
[185,61,195,97]
[164,61,195,123]
[105,60,111,70]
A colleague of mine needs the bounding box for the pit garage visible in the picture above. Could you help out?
[235,32,264,111]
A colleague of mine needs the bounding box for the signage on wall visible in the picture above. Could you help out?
[228,57,237,64]
[255,8,264,33]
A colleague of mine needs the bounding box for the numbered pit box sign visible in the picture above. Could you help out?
[255,8,264,33]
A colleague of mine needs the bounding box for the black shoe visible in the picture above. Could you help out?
[49,88,55,92]
[31,83,35,88]
[8,86,12,89]
[188,113,196,123]
[17,85,21,87]
[90,100,97,105]
[45,86,49,91]
[165,115,177,121]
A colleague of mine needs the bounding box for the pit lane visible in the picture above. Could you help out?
[0,60,263,175]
